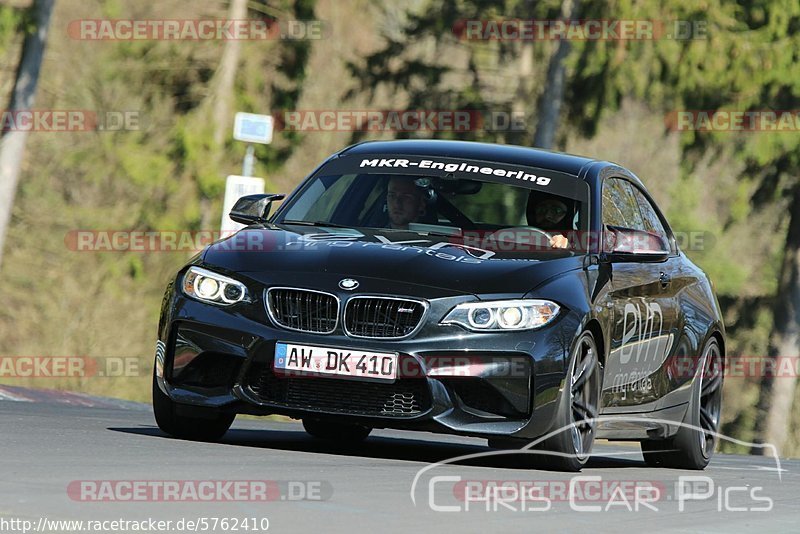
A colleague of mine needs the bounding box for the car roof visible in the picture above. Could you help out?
[338,139,598,178]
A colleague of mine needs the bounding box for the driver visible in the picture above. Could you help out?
[386,177,427,230]
[529,195,572,249]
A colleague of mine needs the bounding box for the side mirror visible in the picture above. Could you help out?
[229,193,285,225]
[602,226,669,262]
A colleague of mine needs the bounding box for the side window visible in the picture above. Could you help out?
[602,178,643,229]
[283,174,357,222]
[602,178,671,254]
[630,186,668,240]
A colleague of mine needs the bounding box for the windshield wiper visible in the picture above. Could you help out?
[377,227,460,238]
[280,220,353,229]
[417,229,462,238]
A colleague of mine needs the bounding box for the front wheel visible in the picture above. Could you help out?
[152,373,235,442]
[641,337,723,469]
[538,330,602,471]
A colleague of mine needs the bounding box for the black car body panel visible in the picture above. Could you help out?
[154,140,725,445]
[202,227,585,296]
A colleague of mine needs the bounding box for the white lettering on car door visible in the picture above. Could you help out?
[620,302,664,365]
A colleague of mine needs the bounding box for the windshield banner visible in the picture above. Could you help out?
[317,154,589,201]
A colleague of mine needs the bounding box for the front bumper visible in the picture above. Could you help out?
[155,271,583,440]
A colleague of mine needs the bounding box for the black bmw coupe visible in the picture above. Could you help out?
[153,140,725,471]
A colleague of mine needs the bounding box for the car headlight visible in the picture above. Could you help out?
[182,266,249,305]
[441,299,560,331]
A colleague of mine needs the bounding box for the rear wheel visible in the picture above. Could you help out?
[537,330,602,471]
[303,419,371,443]
[641,337,723,469]
[152,373,235,442]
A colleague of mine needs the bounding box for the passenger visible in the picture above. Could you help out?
[528,194,572,249]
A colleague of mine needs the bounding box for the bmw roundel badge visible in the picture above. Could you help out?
[339,278,359,290]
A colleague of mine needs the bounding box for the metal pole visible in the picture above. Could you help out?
[242,143,255,177]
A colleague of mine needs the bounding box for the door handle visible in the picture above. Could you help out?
[659,272,672,288]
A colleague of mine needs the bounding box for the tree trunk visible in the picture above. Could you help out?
[212,0,247,148]
[199,0,247,231]
[0,0,55,269]
[532,0,579,149]
[753,185,800,455]
[510,0,534,137]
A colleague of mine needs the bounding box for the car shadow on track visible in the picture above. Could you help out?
[109,425,645,471]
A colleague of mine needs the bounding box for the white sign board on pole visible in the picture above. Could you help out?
[233,113,274,144]
[220,175,266,235]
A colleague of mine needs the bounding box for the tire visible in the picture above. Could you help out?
[152,373,235,442]
[536,330,603,471]
[641,337,723,469]
[303,418,371,442]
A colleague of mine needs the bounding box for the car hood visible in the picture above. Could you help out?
[202,225,583,297]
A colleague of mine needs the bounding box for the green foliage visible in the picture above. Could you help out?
[0,4,23,56]
[345,0,566,146]
[0,0,317,402]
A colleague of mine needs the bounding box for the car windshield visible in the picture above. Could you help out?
[276,173,589,258]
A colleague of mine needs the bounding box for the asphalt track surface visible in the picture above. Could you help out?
[1,391,798,533]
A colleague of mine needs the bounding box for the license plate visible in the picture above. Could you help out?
[274,342,398,381]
